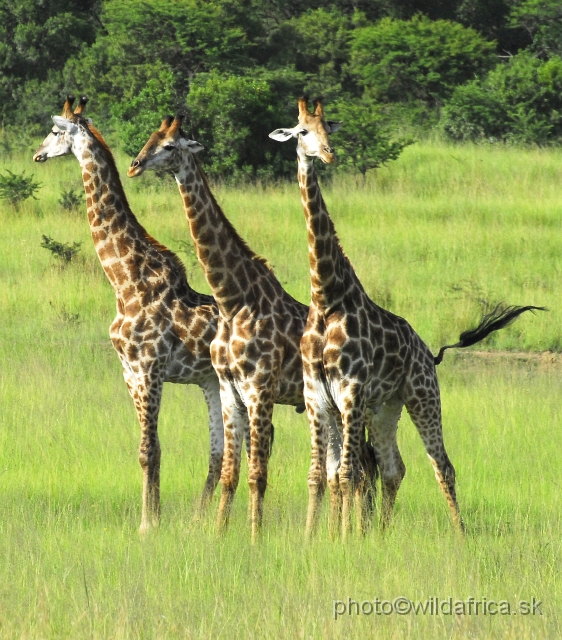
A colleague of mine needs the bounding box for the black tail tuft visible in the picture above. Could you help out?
[434,304,547,365]
[268,424,275,459]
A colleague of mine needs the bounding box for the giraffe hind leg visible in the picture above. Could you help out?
[405,382,464,535]
[366,402,406,531]
[327,414,342,539]
[355,434,378,535]
[197,377,225,513]
[304,398,330,539]
[216,380,246,535]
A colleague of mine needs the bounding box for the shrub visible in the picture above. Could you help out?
[0,170,41,209]
[110,66,176,157]
[350,15,496,107]
[40,235,81,263]
[58,187,85,212]
[331,97,413,182]
[187,69,302,181]
[508,0,562,58]
[442,52,562,144]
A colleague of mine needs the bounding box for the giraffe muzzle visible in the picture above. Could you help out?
[33,151,48,163]
[127,158,145,177]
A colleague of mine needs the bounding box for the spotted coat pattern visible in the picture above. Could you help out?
[281,99,464,539]
[33,99,224,533]
[130,117,317,541]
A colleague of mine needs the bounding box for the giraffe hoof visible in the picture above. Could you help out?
[138,520,159,536]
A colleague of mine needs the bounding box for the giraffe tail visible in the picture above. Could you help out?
[433,304,547,365]
[268,424,275,459]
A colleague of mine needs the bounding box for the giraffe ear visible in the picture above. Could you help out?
[179,138,204,154]
[326,120,342,133]
[52,116,78,134]
[269,127,305,142]
[186,140,204,154]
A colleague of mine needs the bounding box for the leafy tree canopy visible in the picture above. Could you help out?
[0,0,99,119]
[331,97,413,181]
[63,0,251,123]
[442,52,562,144]
[187,68,304,181]
[350,15,496,106]
[509,0,562,57]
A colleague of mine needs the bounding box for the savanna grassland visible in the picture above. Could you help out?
[0,140,561,639]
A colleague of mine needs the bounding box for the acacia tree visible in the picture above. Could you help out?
[331,98,413,183]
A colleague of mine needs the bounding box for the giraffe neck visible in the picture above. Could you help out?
[173,151,270,319]
[297,151,357,312]
[72,131,186,299]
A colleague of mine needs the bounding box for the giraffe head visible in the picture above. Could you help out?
[127,114,204,178]
[269,96,341,163]
[33,95,90,162]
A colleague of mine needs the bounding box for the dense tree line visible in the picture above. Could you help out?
[1,0,561,179]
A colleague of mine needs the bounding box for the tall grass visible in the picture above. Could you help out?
[0,140,560,638]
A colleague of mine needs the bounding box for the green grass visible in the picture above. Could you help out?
[0,140,560,638]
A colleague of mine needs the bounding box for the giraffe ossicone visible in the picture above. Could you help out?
[33,96,230,533]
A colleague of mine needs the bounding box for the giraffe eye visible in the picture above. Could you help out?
[164,144,175,151]
[52,130,60,136]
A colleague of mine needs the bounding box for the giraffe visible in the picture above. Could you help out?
[33,96,228,533]
[270,97,545,539]
[127,115,367,541]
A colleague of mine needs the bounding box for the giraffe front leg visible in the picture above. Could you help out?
[216,379,246,535]
[304,396,330,539]
[198,377,224,513]
[339,391,367,542]
[120,360,164,534]
[246,390,275,544]
[133,380,164,533]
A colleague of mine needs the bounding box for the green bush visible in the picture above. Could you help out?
[187,69,302,181]
[331,97,413,182]
[442,53,562,144]
[350,15,496,107]
[40,235,81,263]
[0,0,98,122]
[0,170,41,208]
[263,8,353,98]
[508,0,562,57]
[110,67,176,157]
[62,0,249,126]
[58,187,84,212]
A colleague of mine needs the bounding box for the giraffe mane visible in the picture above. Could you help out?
[193,155,272,270]
[86,122,189,280]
